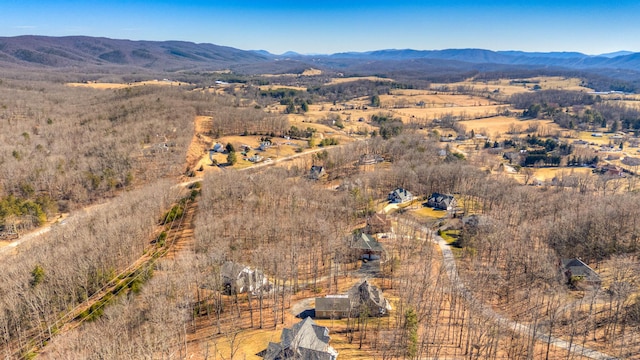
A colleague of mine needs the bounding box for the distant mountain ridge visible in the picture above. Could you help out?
[0,35,639,78]
[0,35,269,71]
[315,48,640,71]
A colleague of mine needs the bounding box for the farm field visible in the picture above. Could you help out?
[66,79,187,89]
[381,92,498,107]
[529,167,593,181]
[431,76,593,96]
[458,116,561,137]
[325,76,393,85]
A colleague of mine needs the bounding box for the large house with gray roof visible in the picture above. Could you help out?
[261,317,338,360]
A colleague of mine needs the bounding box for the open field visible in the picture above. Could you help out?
[394,105,506,121]
[431,76,593,96]
[606,99,640,109]
[258,85,308,92]
[573,130,621,145]
[260,68,323,77]
[531,167,593,181]
[382,92,498,107]
[458,116,561,137]
[410,206,448,221]
[66,79,187,89]
[325,76,393,85]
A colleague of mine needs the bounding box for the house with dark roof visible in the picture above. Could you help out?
[561,258,601,287]
[426,192,456,211]
[388,188,413,204]
[261,317,338,360]
[259,141,272,151]
[350,233,385,260]
[309,165,327,180]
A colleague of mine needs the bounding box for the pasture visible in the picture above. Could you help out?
[458,117,561,138]
[66,79,186,89]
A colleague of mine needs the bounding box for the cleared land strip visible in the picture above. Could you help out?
[15,197,196,360]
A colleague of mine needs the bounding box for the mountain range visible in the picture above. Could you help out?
[1,35,639,82]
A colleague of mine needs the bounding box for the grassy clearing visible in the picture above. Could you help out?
[66,79,186,89]
[531,167,593,181]
[439,229,460,244]
[431,76,592,96]
[325,76,393,85]
[458,117,560,137]
[258,85,308,92]
[382,93,497,107]
[573,130,620,145]
[411,206,447,220]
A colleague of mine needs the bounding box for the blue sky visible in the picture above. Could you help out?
[2,0,639,55]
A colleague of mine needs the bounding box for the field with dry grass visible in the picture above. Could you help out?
[66,79,187,89]
[458,117,561,138]
[431,76,593,96]
[325,76,393,85]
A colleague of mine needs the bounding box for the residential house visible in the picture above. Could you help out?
[212,143,225,153]
[388,188,413,204]
[248,154,264,163]
[426,193,456,212]
[359,154,384,165]
[220,261,268,295]
[261,317,338,360]
[309,165,327,180]
[259,141,272,151]
[315,295,351,319]
[350,233,385,260]
[365,213,392,234]
[347,280,392,317]
[316,281,391,319]
[598,164,624,177]
[561,258,601,287]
